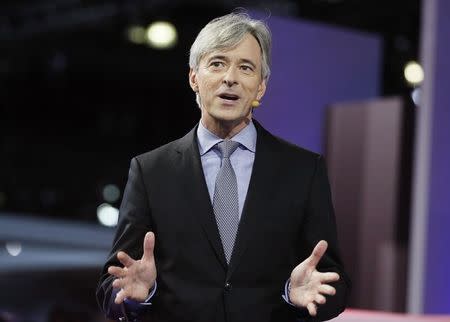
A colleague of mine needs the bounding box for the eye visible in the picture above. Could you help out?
[210,61,224,68]
[241,65,254,72]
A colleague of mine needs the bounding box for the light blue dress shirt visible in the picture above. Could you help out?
[196,119,256,217]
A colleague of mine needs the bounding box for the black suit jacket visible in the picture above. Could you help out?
[97,120,350,322]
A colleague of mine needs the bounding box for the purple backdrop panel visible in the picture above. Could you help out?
[251,12,381,153]
[424,0,450,314]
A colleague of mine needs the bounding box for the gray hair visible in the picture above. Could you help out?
[189,12,272,81]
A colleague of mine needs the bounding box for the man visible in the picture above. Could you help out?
[97,12,350,322]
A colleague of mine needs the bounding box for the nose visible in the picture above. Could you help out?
[223,67,238,87]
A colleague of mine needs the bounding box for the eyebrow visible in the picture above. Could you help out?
[207,55,257,69]
[240,59,257,68]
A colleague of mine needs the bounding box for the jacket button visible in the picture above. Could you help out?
[224,282,232,291]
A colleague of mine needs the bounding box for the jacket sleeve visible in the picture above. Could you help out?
[292,155,351,322]
[96,157,154,321]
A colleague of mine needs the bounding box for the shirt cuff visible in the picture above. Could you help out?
[282,279,296,306]
[123,281,157,310]
[282,279,311,320]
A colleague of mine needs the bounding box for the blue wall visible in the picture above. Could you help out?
[424,0,450,314]
[252,12,381,153]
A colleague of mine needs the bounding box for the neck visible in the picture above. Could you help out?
[201,117,251,139]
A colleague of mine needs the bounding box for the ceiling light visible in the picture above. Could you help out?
[146,21,177,49]
[404,61,424,86]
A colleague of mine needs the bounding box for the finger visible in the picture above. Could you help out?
[318,284,336,296]
[319,272,340,283]
[117,251,135,268]
[307,302,317,316]
[108,266,126,278]
[112,278,124,289]
[307,240,328,268]
[115,289,127,304]
[315,294,327,305]
[142,232,155,262]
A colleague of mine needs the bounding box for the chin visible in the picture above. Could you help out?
[215,112,244,123]
[206,105,251,125]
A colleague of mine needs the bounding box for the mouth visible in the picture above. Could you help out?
[218,93,240,102]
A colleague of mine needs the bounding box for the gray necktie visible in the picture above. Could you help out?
[213,140,240,264]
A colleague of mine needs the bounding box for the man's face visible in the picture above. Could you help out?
[189,33,267,131]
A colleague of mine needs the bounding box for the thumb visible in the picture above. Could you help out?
[307,240,328,268]
[142,231,155,262]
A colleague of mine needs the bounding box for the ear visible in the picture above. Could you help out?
[256,78,267,101]
[189,68,199,93]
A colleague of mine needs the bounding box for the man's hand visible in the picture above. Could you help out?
[108,232,157,304]
[289,240,340,316]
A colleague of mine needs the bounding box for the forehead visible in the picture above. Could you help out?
[202,34,262,64]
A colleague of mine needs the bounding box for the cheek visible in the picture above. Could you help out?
[201,79,220,97]
[199,80,212,94]
[243,79,261,94]
[203,80,214,90]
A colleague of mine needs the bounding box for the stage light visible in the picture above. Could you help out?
[102,184,120,203]
[146,21,177,49]
[6,242,22,256]
[97,203,119,227]
[404,61,424,85]
[411,87,422,106]
[127,25,147,45]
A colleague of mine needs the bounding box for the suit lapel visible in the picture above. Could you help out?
[227,120,280,278]
[173,121,281,275]
[175,125,228,270]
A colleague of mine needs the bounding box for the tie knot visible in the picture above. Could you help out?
[217,140,240,158]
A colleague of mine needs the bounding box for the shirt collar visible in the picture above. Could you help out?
[196,120,257,156]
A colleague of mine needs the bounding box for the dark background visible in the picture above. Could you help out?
[0,0,420,222]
